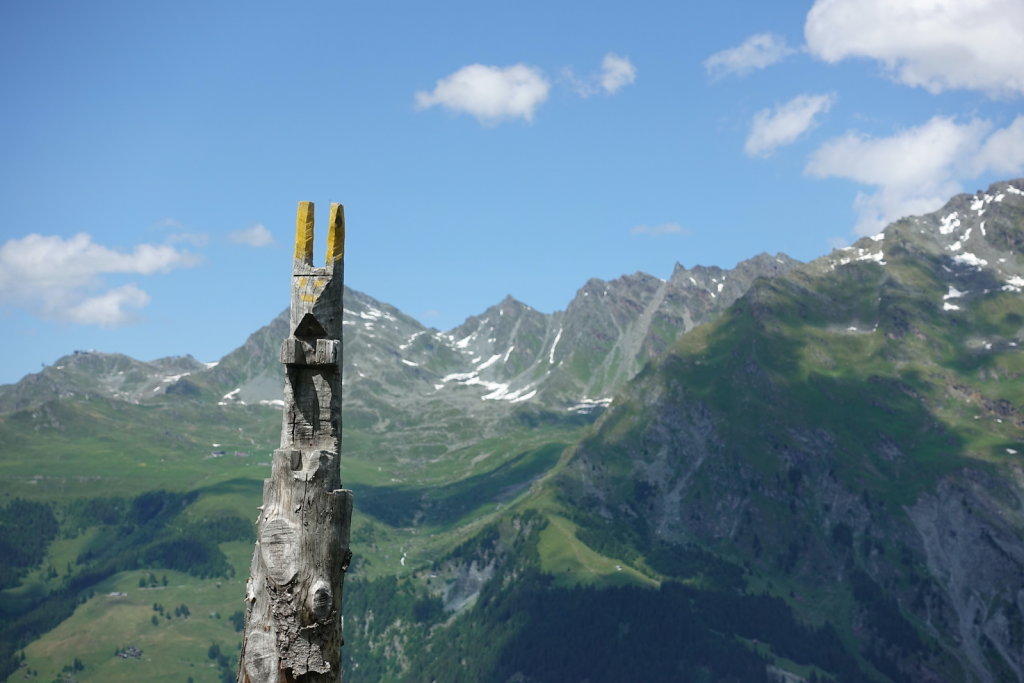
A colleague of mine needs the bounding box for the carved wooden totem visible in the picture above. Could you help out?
[238,201,353,683]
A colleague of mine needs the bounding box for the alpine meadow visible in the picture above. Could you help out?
[3,1,1024,682]
[2,181,1024,681]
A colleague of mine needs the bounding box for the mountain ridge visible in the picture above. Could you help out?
[554,178,1024,681]
[4,180,1024,682]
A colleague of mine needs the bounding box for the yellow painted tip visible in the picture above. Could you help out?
[295,201,315,264]
[327,203,345,264]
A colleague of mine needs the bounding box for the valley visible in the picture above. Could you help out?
[2,180,1024,681]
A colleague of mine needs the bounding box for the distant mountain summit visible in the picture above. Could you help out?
[7,182,1024,682]
[558,179,1024,681]
[814,179,1024,293]
[0,245,800,528]
[1,251,799,422]
[177,251,799,419]
[0,350,207,414]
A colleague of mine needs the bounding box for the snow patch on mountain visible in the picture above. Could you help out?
[1003,276,1024,293]
[476,354,502,371]
[970,194,996,215]
[354,306,396,322]
[440,367,537,403]
[218,387,243,405]
[549,329,563,364]
[399,332,424,350]
[944,286,965,300]
[856,251,885,264]
[569,397,613,414]
[954,253,988,269]
[483,383,537,402]
[442,371,477,383]
[829,245,887,269]
[940,212,960,235]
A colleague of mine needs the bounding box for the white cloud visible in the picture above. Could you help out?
[415,64,550,124]
[972,115,1024,175]
[805,0,1024,97]
[564,53,637,97]
[630,223,688,236]
[228,224,273,247]
[0,233,199,326]
[600,54,637,94]
[745,93,836,157]
[704,33,795,80]
[65,284,151,326]
[806,115,1024,235]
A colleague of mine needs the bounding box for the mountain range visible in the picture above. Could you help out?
[1,180,1023,682]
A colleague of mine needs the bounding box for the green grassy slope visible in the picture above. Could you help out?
[5,182,1024,682]
[551,190,1024,681]
[0,391,588,681]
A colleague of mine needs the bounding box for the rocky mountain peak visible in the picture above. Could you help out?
[812,179,1024,330]
[0,349,210,413]
[560,178,1024,682]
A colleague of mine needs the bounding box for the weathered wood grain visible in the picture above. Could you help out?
[238,202,353,683]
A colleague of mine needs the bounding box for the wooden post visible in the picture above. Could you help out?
[238,201,353,683]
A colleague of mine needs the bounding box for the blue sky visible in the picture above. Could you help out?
[1,0,1022,384]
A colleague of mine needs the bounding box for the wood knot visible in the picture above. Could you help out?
[310,580,332,622]
[258,517,299,584]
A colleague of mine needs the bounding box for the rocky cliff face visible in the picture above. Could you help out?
[908,469,1024,682]
[9,181,1024,681]
[558,179,1024,681]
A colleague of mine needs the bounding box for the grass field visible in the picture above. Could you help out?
[14,542,252,683]
[0,389,591,683]
[537,514,658,589]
